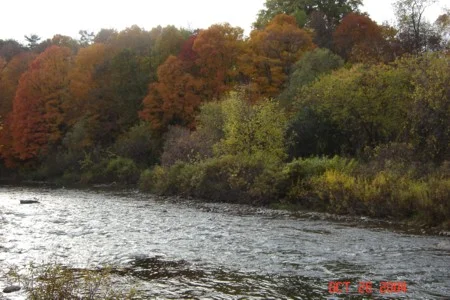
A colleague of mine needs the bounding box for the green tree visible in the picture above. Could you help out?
[292,63,413,156]
[215,93,288,164]
[24,34,41,49]
[78,30,95,46]
[400,53,450,162]
[434,9,450,50]
[278,48,344,107]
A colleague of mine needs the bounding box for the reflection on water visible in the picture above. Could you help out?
[0,186,449,299]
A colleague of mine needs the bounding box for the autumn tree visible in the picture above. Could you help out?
[0,39,25,61]
[333,13,387,62]
[178,34,199,62]
[0,52,36,118]
[51,35,80,53]
[193,23,245,100]
[110,25,153,54]
[140,55,202,132]
[0,57,7,119]
[290,62,416,156]
[8,46,72,161]
[140,23,244,133]
[215,92,288,164]
[254,0,361,48]
[94,28,118,44]
[67,26,156,147]
[242,14,315,102]
[149,25,190,80]
[66,43,110,132]
[400,54,450,162]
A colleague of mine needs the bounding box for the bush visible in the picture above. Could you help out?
[160,126,203,167]
[79,151,110,184]
[138,169,154,192]
[214,93,288,164]
[6,263,137,300]
[281,156,357,208]
[106,157,140,184]
[140,155,286,204]
[305,167,450,224]
[113,122,159,166]
[193,155,262,203]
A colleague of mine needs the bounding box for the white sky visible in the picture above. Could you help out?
[0,0,447,44]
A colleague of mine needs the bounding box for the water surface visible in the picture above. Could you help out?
[0,186,449,299]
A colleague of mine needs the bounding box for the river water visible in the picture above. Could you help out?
[0,185,449,299]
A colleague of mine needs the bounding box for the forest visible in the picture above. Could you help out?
[0,0,449,227]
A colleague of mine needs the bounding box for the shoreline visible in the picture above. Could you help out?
[1,179,449,237]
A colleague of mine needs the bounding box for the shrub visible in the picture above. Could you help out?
[6,263,137,300]
[138,166,169,194]
[106,157,140,184]
[141,155,286,204]
[310,170,362,214]
[78,151,110,184]
[113,122,159,166]
[193,155,262,203]
[281,156,358,208]
[160,126,201,167]
[214,93,288,165]
[138,169,154,192]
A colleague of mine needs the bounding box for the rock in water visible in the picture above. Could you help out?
[3,285,21,293]
[20,199,40,204]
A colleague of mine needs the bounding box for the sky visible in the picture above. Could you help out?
[0,0,447,44]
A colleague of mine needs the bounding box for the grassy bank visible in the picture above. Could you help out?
[138,155,450,229]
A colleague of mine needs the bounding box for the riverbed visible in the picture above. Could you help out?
[0,186,449,299]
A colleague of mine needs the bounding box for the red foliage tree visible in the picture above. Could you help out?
[333,13,387,62]
[8,46,71,161]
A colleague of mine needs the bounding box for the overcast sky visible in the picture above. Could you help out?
[0,0,447,43]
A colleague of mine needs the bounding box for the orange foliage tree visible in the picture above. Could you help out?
[0,52,36,118]
[7,46,72,162]
[333,13,387,62]
[66,43,110,125]
[193,24,245,100]
[140,55,202,132]
[141,24,245,132]
[241,14,315,102]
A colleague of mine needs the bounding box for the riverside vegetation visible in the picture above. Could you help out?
[6,263,137,299]
[0,0,449,230]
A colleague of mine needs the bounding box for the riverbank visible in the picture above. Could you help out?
[1,178,449,236]
[137,155,450,231]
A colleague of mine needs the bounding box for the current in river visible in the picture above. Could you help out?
[0,186,449,299]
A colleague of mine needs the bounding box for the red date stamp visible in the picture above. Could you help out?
[328,281,407,295]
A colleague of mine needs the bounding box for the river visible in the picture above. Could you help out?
[0,185,449,299]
